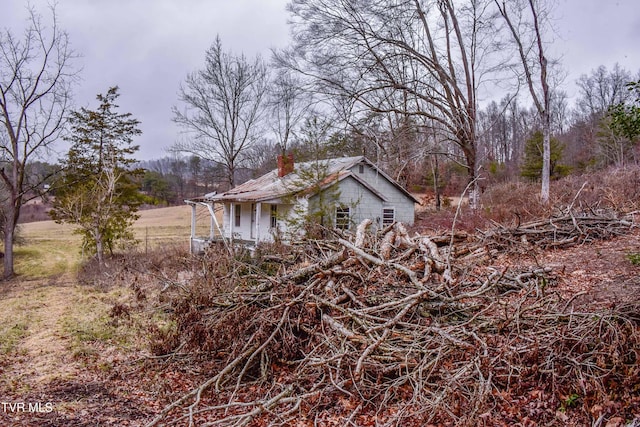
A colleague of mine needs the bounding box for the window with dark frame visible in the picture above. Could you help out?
[335,206,351,230]
[234,204,241,227]
[382,208,395,226]
[358,164,364,174]
[270,204,277,228]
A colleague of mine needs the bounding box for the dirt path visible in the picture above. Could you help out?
[0,206,195,425]
[0,274,154,426]
[17,280,82,386]
[0,276,82,391]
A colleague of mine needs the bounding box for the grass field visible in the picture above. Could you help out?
[15,205,212,278]
[1,205,202,402]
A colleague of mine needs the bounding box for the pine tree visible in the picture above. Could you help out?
[609,80,640,145]
[520,131,570,181]
[50,87,143,265]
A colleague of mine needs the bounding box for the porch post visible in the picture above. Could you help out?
[229,203,234,242]
[190,203,196,253]
[255,202,262,243]
[209,202,215,239]
[190,203,196,239]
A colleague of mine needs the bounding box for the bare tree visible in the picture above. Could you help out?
[572,64,638,167]
[0,6,77,279]
[495,0,557,202]
[267,69,313,153]
[281,0,505,206]
[172,36,268,188]
[576,64,636,121]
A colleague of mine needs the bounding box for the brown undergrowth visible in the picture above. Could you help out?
[10,169,637,426]
[110,210,640,427]
[414,166,640,234]
[481,166,640,224]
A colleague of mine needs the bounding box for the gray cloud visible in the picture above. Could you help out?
[2,0,638,160]
[2,0,290,160]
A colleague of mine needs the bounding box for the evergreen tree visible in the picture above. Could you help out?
[142,170,174,204]
[608,80,640,152]
[521,131,570,181]
[281,158,343,240]
[50,87,143,265]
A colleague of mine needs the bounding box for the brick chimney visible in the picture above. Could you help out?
[277,153,294,177]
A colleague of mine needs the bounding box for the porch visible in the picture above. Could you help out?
[185,198,269,254]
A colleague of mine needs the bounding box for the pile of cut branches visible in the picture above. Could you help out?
[145,213,640,426]
[478,210,635,250]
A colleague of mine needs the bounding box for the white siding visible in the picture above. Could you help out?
[332,177,384,228]
[221,203,253,240]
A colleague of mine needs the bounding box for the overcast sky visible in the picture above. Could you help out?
[2,0,639,160]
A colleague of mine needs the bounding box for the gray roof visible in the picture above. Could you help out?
[197,156,419,204]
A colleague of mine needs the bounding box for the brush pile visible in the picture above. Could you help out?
[146,211,640,426]
[479,211,635,250]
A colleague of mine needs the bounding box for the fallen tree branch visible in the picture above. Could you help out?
[142,210,639,426]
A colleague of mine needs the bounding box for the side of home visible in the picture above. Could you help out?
[186,155,418,251]
[318,159,416,231]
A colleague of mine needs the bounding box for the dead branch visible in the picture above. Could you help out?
[144,210,640,426]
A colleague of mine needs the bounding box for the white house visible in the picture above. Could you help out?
[186,155,418,253]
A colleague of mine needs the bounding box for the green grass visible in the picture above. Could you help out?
[0,291,45,355]
[14,240,79,278]
[627,253,640,266]
[15,206,196,278]
[0,322,29,354]
[15,219,80,278]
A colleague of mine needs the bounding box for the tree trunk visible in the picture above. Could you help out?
[432,154,441,211]
[228,160,235,189]
[541,122,551,203]
[462,143,479,210]
[2,197,19,279]
[95,229,104,267]
[3,220,15,279]
[495,0,553,204]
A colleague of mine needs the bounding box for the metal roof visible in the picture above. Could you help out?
[193,156,419,204]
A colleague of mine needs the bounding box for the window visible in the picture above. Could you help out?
[382,208,395,226]
[270,204,278,228]
[234,204,241,227]
[358,164,364,174]
[336,206,351,230]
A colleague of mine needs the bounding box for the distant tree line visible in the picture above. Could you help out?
[138,156,229,205]
[10,63,640,211]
